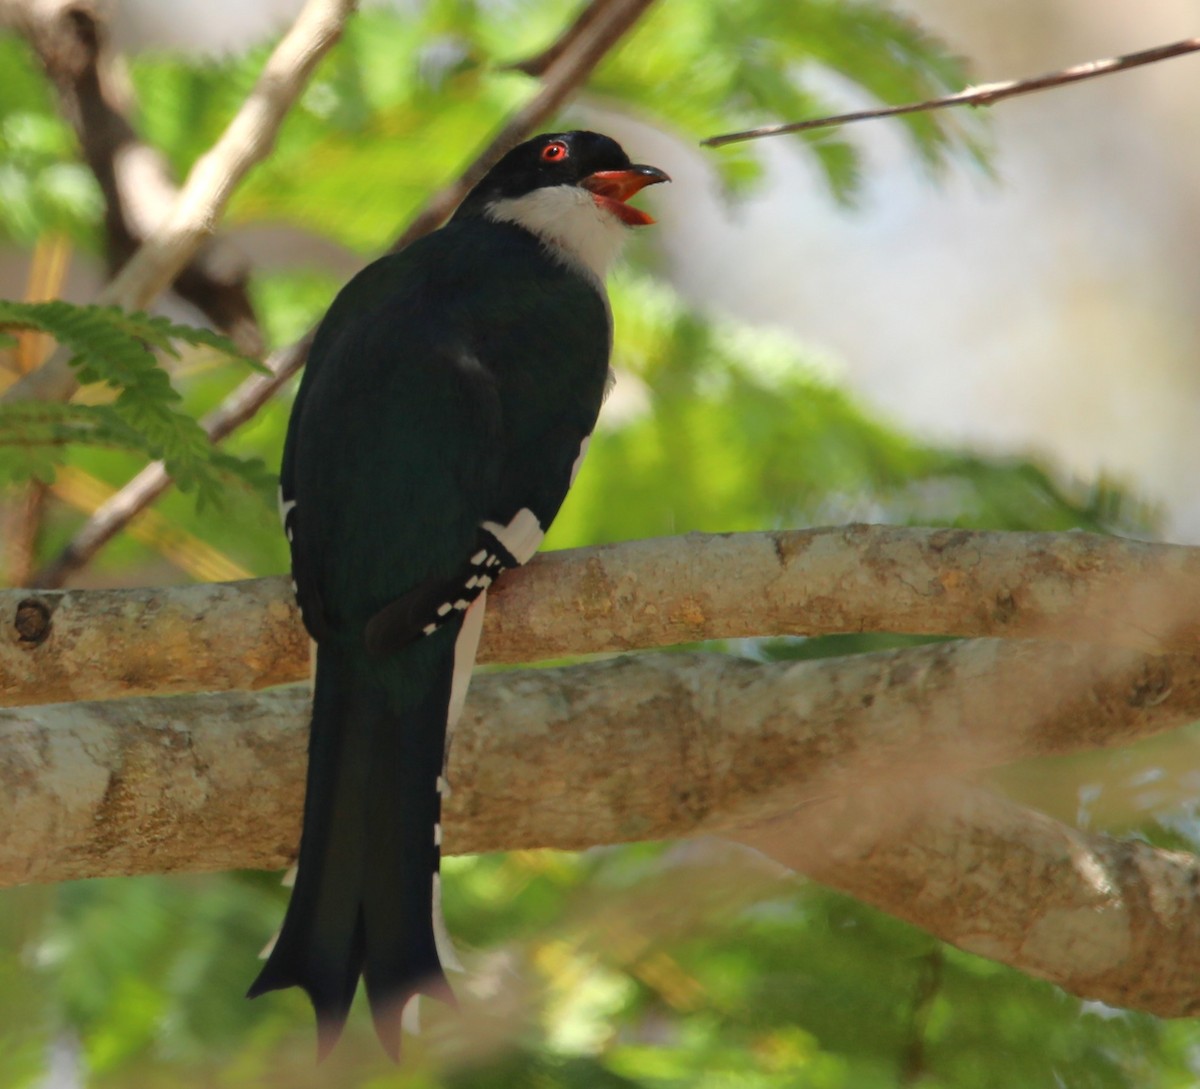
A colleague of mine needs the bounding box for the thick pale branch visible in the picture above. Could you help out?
[2,0,354,405]
[5,527,1200,706]
[2,642,1196,878]
[737,778,1200,1018]
[2,649,1197,1015]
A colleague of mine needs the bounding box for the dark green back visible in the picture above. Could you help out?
[282,218,611,640]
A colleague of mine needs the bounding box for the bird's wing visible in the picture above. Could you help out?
[282,222,610,654]
[281,254,503,644]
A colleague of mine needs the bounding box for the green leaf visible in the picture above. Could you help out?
[0,300,267,506]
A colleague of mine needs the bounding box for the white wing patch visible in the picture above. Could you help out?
[481,508,545,566]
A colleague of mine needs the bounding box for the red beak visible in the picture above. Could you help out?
[580,164,671,226]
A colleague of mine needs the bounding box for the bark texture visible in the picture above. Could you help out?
[5,526,1199,706]
[3,525,1200,1016]
[3,652,1198,1016]
[737,778,1200,1018]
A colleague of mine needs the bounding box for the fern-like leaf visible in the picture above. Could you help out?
[0,299,270,506]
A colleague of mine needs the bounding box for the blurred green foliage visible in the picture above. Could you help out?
[0,36,104,248]
[0,1,1193,1087]
[0,301,271,503]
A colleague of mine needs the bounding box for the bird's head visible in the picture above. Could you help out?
[457,131,670,279]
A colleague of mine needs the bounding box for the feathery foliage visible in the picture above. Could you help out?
[0,300,271,503]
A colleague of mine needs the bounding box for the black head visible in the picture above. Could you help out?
[456,131,669,225]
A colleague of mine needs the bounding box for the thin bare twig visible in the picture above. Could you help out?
[2,0,355,406]
[701,36,1200,148]
[6,482,48,585]
[4,235,67,582]
[30,0,657,588]
[29,334,315,587]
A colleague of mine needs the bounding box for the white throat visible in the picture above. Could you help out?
[485,185,629,284]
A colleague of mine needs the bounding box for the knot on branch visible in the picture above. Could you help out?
[14,598,52,646]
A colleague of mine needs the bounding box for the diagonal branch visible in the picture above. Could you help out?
[735,777,1200,1019]
[2,652,1198,1015]
[6,527,1200,707]
[12,0,262,354]
[29,0,658,588]
[2,0,356,406]
[702,36,1200,148]
[503,0,616,77]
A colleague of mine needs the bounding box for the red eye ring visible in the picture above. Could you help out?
[541,141,569,162]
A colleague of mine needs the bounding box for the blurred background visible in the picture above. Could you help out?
[1,0,1198,1084]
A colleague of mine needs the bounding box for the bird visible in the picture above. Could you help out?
[246,130,669,1060]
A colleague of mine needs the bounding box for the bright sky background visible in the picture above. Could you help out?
[654,0,1200,539]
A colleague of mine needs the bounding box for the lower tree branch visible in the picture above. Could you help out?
[2,650,1197,1016]
[736,777,1200,1018]
[6,527,1200,706]
[4,643,1194,884]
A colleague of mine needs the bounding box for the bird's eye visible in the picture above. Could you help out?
[541,141,569,162]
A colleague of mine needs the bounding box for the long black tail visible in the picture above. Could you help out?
[248,636,456,1060]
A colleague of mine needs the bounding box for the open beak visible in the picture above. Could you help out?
[581,164,671,226]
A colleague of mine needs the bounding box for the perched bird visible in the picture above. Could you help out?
[247,130,669,1059]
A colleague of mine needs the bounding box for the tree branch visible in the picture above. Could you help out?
[28,0,657,588]
[7,643,1172,872]
[3,652,1197,1016]
[736,777,1200,1019]
[12,0,263,354]
[1,0,355,405]
[503,0,615,77]
[6,527,1200,706]
[701,36,1200,148]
